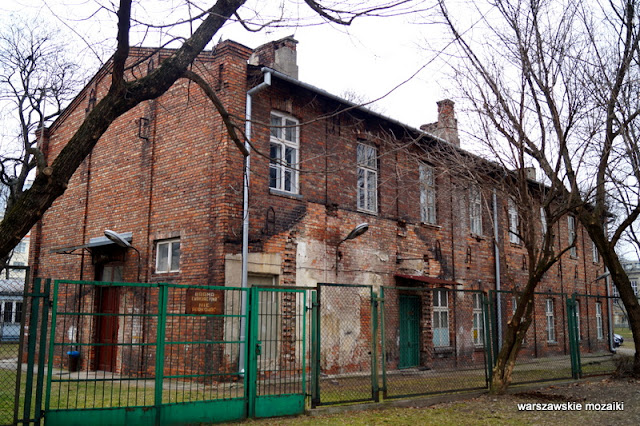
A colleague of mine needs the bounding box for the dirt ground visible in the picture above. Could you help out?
[428,376,640,424]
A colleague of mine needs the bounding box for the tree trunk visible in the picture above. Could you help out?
[490,288,535,394]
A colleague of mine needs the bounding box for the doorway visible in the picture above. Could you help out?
[399,294,420,368]
[95,264,123,371]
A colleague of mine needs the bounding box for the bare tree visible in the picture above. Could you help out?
[0,16,82,268]
[438,0,640,376]
[0,0,422,259]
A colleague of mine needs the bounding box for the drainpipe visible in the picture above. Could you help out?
[239,70,271,373]
[493,189,502,348]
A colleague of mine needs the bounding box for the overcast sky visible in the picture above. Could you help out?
[1,1,454,131]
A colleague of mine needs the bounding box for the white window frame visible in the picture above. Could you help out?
[592,241,598,263]
[472,293,484,346]
[546,298,556,343]
[1,300,23,324]
[508,198,520,244]
[469,186,482,235]
[419,163,436,224]
[568,216,577,257]
[357,144,378,213]
[632,280,638,296]
[155,239,181,273]
[596,302,603,340]
[269,112,299,194]
[432,289,450,347]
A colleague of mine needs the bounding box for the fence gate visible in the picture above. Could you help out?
[248,287,309,418]
[14,281,312,426]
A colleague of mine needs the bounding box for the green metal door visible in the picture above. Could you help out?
[248,287,308,419]
[399,295,420,368]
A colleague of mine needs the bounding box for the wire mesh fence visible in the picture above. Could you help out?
[380,287,488,399]
[573,294,616,377]
[315,284,377,406]
[489,291,577,385]
[0,266,28,426]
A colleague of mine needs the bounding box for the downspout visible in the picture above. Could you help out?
[239,70,272,373]
[493,189,502,348]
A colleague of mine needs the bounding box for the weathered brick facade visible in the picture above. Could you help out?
[30,36,610,374]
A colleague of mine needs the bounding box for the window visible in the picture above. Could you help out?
[596,302,603,340]
[512,296,527,344]
[575,301,581,341]
[469,186,482,235]
[2,301,21,323]
[269,112,299,193]
[508,198,520,244]
[420,163,436,224]
[545,298,556,342]
[14,241,27,254]
[540,207,547,237]
[357,144,378,213]
[433,289,449,347]
[472,293,484,346]
[592,241,598,263]
[155,239,180,273]
[568,216,577,257]
[632,280,638,296]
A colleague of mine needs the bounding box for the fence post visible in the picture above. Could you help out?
[22,278,42,425]
[370,289,379,403]
[483,291,493,386]
[379,286,387,399]
[154,284,168,426]
[247,287,259,418]
[310,290,320,408]
[33,279,51,425]
[566,294,581,379]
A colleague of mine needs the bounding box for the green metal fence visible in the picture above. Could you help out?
[33,280,311,425]
[10,279,625,424]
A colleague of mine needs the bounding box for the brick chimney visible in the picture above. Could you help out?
[249,36,299,79]
[420,99,460,147]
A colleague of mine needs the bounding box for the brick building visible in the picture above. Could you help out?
[29,36,610,374]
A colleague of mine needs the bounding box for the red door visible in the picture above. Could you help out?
[95,265,122,371]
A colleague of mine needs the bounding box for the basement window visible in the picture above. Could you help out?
[155,239,181,273]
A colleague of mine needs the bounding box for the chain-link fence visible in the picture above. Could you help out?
[489,290,574,385]
[0,266,28,426]
[381,286,488,399]
[314,284,378,406]
[572,294,616,377]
